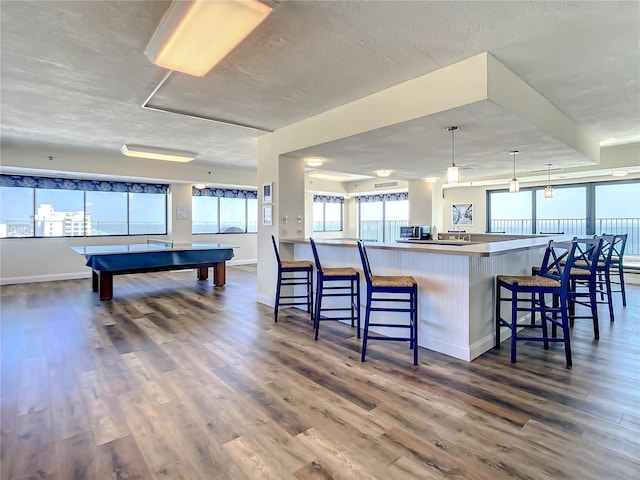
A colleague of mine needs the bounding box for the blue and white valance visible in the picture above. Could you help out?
[355,192,408,203]
[192,187,257,199]
[313,195,344,204]
[0,174,168,193]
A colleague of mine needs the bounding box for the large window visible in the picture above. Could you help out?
[357,192,408,242]
[0,175,168,238]
[535,186,586,236]
[192,187,257,234]
[487,179,640,258]
[313,195,343,232]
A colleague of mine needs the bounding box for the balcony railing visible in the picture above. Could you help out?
[490,217,640,256]
[359,220,409,243]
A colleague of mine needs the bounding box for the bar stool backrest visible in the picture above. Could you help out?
[572,237,603,275]
[357,240,373,285]
[309,238,323,273]
[611,233,628,262]
[599,235,617,266]
[271,235,282,267]
[538,240,578,284]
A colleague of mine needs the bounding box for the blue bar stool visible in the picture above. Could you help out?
[357,240,419,365]
[309,238,360,340]
[496,240,593,367]
[608,233,627,307]
[271,235,314,323]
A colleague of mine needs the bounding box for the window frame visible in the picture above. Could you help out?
[312,195,344,232]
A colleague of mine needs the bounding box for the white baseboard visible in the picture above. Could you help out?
[257,293,275,308]
[1,260,257,286]
[0,272,91,285]
[228,259,257,266]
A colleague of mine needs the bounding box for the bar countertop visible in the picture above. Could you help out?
[279,235,563,258]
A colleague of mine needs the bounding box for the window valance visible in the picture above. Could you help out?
[355,192,408,203]
[192,187,257,199]
[0,174,169,193]
[313,195,344,204]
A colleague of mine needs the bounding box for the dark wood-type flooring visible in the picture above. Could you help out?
[1,266,639,479]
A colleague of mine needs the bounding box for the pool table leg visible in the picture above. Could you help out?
[97,271,113,300]
[214,261,226,286]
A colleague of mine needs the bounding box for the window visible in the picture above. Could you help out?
[220,197,246,233]
[487,179,639,260]
[192,187,257,234]
[0,186,34,237]
[357,192,408,242]
[535,186,586,236]
[488,190,532,234]
[0,175,168,238]
[129,192,167,235]
[86,191,128,235]
[313,195,343,232]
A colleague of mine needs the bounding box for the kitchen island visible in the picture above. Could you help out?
[279,235,558,361]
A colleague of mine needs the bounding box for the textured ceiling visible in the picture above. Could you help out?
[1,1,639,181]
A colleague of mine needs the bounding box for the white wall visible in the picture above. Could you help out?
[0,144,259,284]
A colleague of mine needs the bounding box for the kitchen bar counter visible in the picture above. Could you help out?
[279,236,559,361]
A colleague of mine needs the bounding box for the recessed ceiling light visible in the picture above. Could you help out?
[375,170,392,177]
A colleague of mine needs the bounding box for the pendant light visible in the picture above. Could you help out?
[544,163,554,198]
[509,150,520,193]
[447,126,459,183]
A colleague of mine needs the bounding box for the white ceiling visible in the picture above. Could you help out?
[1,1,638,182]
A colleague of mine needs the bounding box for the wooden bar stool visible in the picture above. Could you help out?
[357,240,419,365]
[309,238,360,340]
[271,235,314,323]
[496,240,587,367]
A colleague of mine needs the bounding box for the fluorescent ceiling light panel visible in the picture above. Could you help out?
[145,0,273,77]
[121,144,196,163]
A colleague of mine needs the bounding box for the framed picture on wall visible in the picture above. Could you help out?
[262,183,272,204]
[263,205,273,226]
[452,203,473,225]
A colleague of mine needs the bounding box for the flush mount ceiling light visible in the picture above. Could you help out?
[446,126,459,184]
[120,144,197,163]
[509,150,520,193]
[145,0,274,77]
[305,157,324,168]
[375,169,392,177]
[194,183,207,189]
[612,170,629,177]
[544,163,554,198]
[423,177,438,183]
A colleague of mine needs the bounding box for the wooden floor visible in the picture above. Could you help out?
[1,266,639,479]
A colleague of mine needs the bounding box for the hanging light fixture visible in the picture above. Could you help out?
[509,150,520,193]
[447,126,459,183]
[544,163,554,198]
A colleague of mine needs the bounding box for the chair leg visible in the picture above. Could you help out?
[355,276,361,339]
[307,270,314,323]
[350,279,355,328]
[618,265,627,306]
[589,278,600,340]
[412,286,418,366]
[361,290,372,362]
[560,292,572,368]
[510,294,518,363]
[495,283,502,349]
[605,269,615,322]
[274,273,282,323]
[314,278,323,340]
[539,293,549,350]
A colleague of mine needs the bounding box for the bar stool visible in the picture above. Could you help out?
[562,237,602,339]
[309,238,360,340]
[271,235,314,323]
[496,240,587,367]
[357,240,419,365]
[590,235,616,322]
[605,233,627,309]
